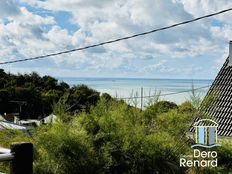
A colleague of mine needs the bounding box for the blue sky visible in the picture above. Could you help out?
[0,0,232,79]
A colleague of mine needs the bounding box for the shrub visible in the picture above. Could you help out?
[73,98,186,173]
[155,101,178,113]
[217,139,232,172]
[179,101,195,113]
[33,122,95,174]
[143,100,179,125]
[4,97,228,173]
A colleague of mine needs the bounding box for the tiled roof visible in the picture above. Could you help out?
[199,57,232,136]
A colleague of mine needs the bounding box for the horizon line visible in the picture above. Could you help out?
[56,76,213,81]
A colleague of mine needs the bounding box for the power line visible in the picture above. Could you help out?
[120,85,210,100]
[1,8,232,65]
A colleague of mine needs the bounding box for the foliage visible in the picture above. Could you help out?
[0,129,33,148]
[188,84,202,110]
[73,98,186,173]
[185,139,232,174]
[145,89,161,107]
[143,100,178,125]
[33,122,95,174]
[0,129,33,173]
[0,98,191,174]
[0,69,100,119]
[127,90,140,108]
[155,101,178,113]
[67,85,100,113]
[178,101,195,113]
[217,139,232,173]
[0,96,232,173]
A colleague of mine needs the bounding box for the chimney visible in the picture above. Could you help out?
[228,41,232,67]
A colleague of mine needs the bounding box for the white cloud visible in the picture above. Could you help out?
[44,26,71,46]
[146,60,167,70]
[0,0,21,18]
[1,0,232,78]
[179,0,232,29]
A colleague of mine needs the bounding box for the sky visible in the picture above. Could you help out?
[0,0,232,79]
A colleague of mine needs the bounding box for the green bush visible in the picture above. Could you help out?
[0,129,33,173]
[143,100,179,125]
[71,98,186,173]
[217,139,232,172]
[1,97,232,173]
[33,122,95,174]
[178,101,195,113]
[155,101,178,113]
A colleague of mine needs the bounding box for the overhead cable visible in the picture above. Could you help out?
[120,85,210,100]
[1,8,232,65]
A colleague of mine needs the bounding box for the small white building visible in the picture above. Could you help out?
[40,114,57,124]
[0,121,27,131]
[0,115,6,121]
[19,119,41,127]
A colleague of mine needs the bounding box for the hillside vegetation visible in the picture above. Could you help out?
[0,69,99,119]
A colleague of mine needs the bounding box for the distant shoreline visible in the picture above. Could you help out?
[57,77,212,104]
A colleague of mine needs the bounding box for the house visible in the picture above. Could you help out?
[195,41,232,136]
[1,113,19,124]
[0,121,27,131]
[19,119,40,127]
[40,114,57,124]
[0,115,5,121]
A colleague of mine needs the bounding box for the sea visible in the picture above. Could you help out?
[57,77,213,106]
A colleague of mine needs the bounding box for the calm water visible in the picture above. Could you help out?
[58,77,213,105]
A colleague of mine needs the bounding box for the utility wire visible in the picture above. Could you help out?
[119,85,210,100]
[1,8,232,65]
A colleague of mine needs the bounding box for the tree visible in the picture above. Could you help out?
[41,75,58,91]
[143,100,178,125]
[57,81,70,92]
[67,85,100,113]
[0,69,6,78]
[0,78,6,88]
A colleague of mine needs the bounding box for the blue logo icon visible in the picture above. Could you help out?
[191,119,220,148]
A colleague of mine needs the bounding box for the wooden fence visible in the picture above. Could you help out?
[0,142,33,174]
